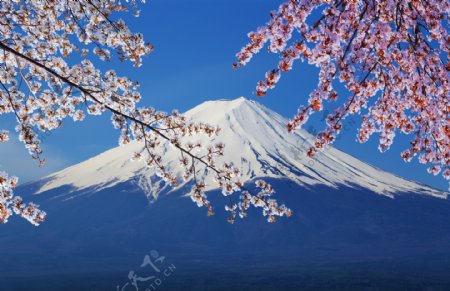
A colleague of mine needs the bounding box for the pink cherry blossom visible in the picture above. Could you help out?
[236,0,450,190]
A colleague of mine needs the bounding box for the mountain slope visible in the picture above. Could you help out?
[36,97,445,199]
[2,98,450,290]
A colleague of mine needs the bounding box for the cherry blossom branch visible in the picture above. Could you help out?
[0,0,292,223]
[236,0,450,188]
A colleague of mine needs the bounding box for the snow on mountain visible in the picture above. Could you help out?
[36,97,446,198]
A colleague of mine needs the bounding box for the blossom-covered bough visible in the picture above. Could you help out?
[0,0,292,225]
[236,0,450,188]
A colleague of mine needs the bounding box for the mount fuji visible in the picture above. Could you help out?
[35,97,445,198]
[2,97,450,290]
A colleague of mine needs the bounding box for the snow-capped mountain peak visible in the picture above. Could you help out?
[36,97,446,199]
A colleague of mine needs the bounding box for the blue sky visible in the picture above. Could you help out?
[0,0,448,191]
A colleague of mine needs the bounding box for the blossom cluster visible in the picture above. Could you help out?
[0,172,45,226]
[224,180,293,224]
[236,0,450,188]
